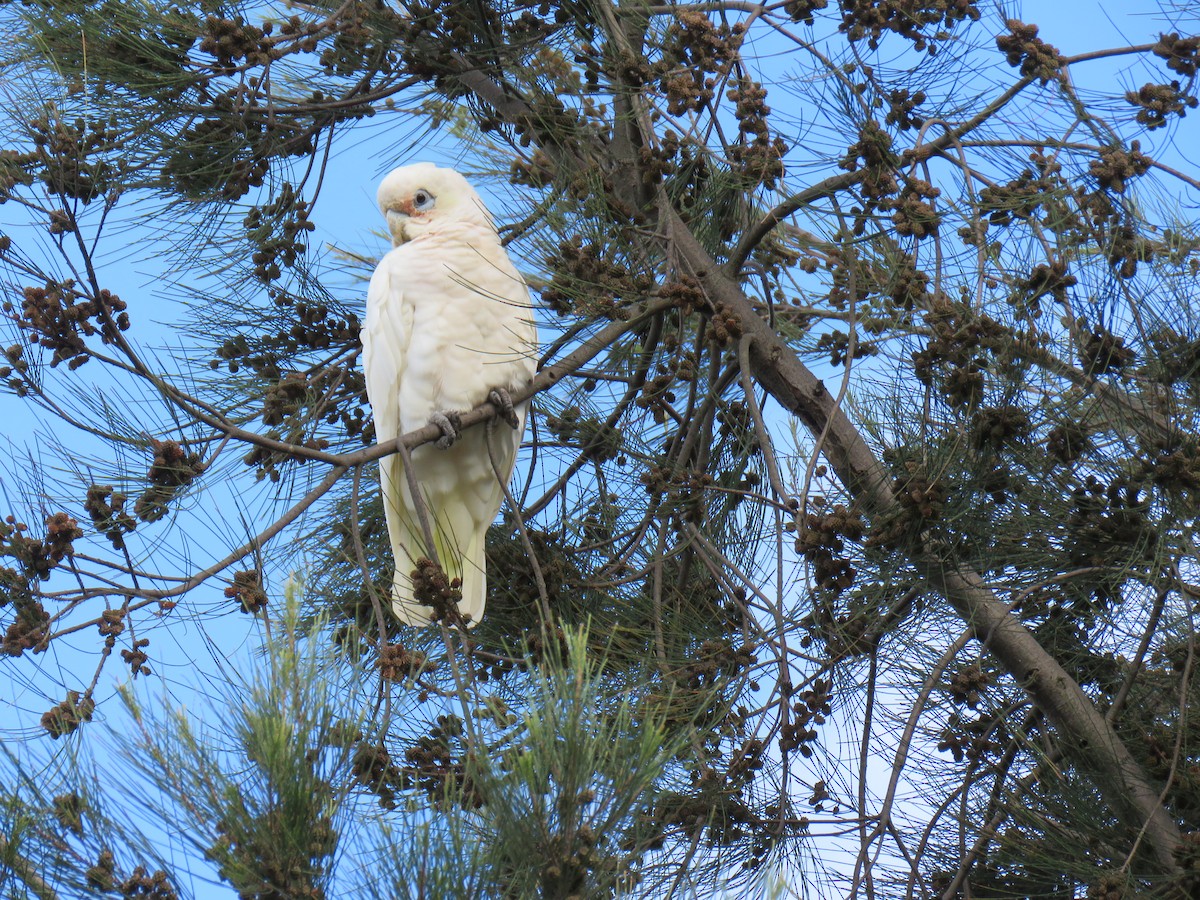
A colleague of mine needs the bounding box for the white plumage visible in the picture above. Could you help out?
[361,163,536,626]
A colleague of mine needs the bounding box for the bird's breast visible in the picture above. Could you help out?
[385,229,535,430]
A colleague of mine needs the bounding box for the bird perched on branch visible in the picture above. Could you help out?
[361,163,536,626]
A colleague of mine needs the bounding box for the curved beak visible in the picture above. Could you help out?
[386,208,410,245]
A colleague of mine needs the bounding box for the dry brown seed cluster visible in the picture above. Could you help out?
[896,462,946,522]
[867,459,949,549]
[1089,142,1152,194]
[244,183,315,283]
[886,253,931,310]
[814,329,878,367]
[86,850,117,892]
[8,281,129,370]
[1131,435,1200,498]
[1125,81,1199,130]
[704,301,742,346]
[658,11,744,115]
[45,512,84,562]
[350,744,403,816]
[351,741,399,809]
[970,404,1031,451]
[319,2,407,78]
[885,178,941,239]
[0,513,82,587]
[1154,32,1200,77]
[677,637,754,690]
[516,624,570,670]
[795,504,864,595]
[1086,872,1129,900]
[1064,475,1155,582]
[208,805,336,900]
[1171,831,1200,893]
[198,15,276,73]
[114,867,178,900]
[936,711,1001,763]
[509,148,555,188]
[540,237,651,318]
[884,88,926,130]
[99,608,125,638]
[30,114,124,204]
[160,59,337,202]
[545,406,622,462]
[1012,259,1077,313]
[658,276,705,316]
[2,594,48,657]
[784,0,829,26]
[121,638,152,676]
[261,372,310,427]
[911,296,1010,407]
[0,149,35,197]
[0,342,31,397]
[1080,325,1135,375]
[1100,217,1148,279]
[726,78,787,189]
[85,484,137,550]
[1045,421,1091,465]
[781,678,832,755]
[377,642,434,680]
[978,156,1062,228]
[402,713,481,808]
[837,0,980,53]
[135,439,205,523]
[947,663,989,709]
[224,569,268,614]
[840,120,898,204]
[646,736,788,869]
[638,465,717,527]
[996,20,1064,84]
[41,690,95,739]
[53,793,84,836]
[411,557,463,625]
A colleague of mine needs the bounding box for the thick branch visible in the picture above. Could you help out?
[443,37,1184,874]
[346,297,672,466]
[664,204,1183,873]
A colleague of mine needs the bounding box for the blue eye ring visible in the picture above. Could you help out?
[413,189,435,210]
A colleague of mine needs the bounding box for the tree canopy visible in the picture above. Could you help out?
[1,0,1200,897]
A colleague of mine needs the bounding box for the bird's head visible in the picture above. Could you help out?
[376,162,494,246]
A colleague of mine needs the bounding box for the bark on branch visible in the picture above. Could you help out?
[663,204,1183,874]
[443,39,1184,874]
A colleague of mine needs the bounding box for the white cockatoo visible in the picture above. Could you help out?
[361,162,536,626]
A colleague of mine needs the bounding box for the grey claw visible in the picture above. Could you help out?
[488,388,520,430]
[430,411,462,449]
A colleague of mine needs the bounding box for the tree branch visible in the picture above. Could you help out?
[661,199,1184,874]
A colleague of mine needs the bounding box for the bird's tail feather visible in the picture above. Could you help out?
[453,528,487,626]
[388,512,486,628]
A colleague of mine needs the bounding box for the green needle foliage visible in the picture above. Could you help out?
[0,0,1198,897]
[463,631,686,897]
[112,584,353,900]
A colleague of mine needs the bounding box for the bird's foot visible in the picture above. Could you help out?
[429,411,462,449]
[488,388,520,430]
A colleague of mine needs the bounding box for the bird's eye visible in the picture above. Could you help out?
[413,189,435,211]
